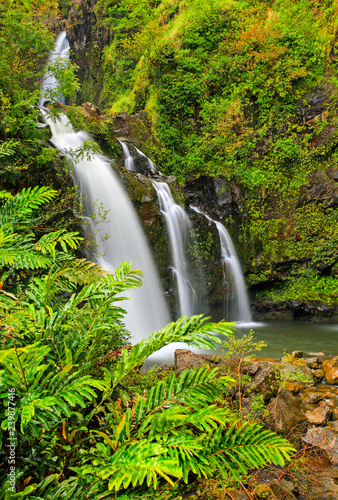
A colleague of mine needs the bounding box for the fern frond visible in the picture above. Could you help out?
[202,420,296,480]
[0,246,52,269]
[35,230,83,257]
[77,440,182,491]
[111,315,234,390]
[0,186,57,228]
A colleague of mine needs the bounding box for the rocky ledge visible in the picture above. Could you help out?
[174,348,338,499]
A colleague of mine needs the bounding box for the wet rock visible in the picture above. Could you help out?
[328,168,338,182]
[303,427,338,465]
[312,368,324,381]
[309,468,338,500]
[269,479,298,500]
[291,350,303,358]
[298,172,338,208]
[284,381,300,395]
[183,175,245,222]
[280,358,315,387]
[323,357,338,384]
[301,391,323,404]
[250,361,281,401]
[305,405,331,425]
[265,389,308,445]
[298,87,329,123]
[305,357,320,369]
[288,301,303,312]
[174,349,207,375]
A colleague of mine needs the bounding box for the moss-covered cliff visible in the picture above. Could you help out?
[65,0,338,317]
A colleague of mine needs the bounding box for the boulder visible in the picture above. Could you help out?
[250,361,281,401]
[301,391,323,404]
[312,368,324,381]
[174,349,206,375]
[280,358,315,387]
[305,405,331,425]
[305,357,320,369]
[323,357,338,384]
[269,479,298,500]
[303,426,338,465]
[265,389,308,445]
[291,349,303,358]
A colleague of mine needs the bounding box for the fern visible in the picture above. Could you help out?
[0,186,57,229]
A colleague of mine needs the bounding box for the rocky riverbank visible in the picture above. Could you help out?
[172,348,338,499]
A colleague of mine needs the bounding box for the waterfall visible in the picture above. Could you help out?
[119,142,202,318]
[191,207,252,323]
[153,182,195,318]
[119,141,135,171]
[40,31,70,107]
[42,33,171,341]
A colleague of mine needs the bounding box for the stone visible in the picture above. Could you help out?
[309,469,338,500]
[174,349,206,375]
[253,484,275,499]
[250,361,281,401]
[301,391,323,404]
[305,357,319,369]
[329,421,338,432]
[291,349,303,358]
[265,389,308,445]
[328,169,338,182]
[303,426,338,465]
[284,381,300,395]
[305,405,331,425]
[323,357,338,384]
[280,358,315,387]
[312,368,324,381]
[331,408,338,421]
[269,479,298,500]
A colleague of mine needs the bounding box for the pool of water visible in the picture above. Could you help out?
[145,320,338,368]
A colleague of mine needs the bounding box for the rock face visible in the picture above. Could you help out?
[303,427,338,465]
[183,175,246,223]
[298,172,338,208]
[66,0,110,106]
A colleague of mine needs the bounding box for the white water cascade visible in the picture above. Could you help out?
[44,114,171,339]
[42,33,171,341]
[119,142,199,318]
[191,207,252,323]
[40,31,70,107]
[119,141,135,171]
[153,182,196,318]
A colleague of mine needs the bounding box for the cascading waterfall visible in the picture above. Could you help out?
[191,206,252,323]
[119,141,135,171]
[40,31,70,107]
[119,142,201,318]
[42,33,171,341]
[153,182,196,318]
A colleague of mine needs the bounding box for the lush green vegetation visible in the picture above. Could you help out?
[86,0,338,304]
[0,189,295,498]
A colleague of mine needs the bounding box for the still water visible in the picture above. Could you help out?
[145,321,338,368]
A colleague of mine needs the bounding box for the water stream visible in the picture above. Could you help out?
[40,31,70,107]
[41,32,171,341]
[153,182,196,318]
[191,206,252,323]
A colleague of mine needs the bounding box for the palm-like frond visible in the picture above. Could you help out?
[0,186,57,229]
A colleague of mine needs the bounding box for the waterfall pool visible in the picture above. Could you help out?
[144,320,338,368]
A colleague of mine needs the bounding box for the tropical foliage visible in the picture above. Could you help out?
[0,189,295,498]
